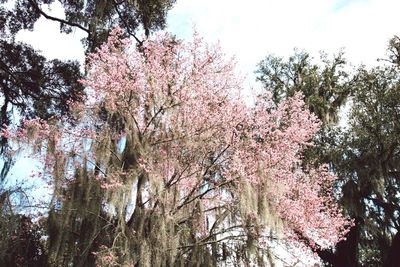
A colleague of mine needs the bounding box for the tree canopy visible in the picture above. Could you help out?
[1,29,351,266]
[256,36,400,266]
[2,1,398,265]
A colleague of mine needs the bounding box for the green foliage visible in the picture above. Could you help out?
[0,191,48,267]
[332,63,400,266]
[256,38,400,266]
[256,49,351,124]
[53,0,176,50]
[385,35,400,66]
[0,40,84,126]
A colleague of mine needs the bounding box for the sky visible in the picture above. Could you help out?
[166,0,400,87]
[16,0,400,91]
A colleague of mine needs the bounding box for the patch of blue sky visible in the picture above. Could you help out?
[332,0,368,12]
[2,149,51,216]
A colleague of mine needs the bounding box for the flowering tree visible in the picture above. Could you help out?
[1,29,351,266]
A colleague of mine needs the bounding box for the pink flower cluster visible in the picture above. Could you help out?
[2,28,353,256]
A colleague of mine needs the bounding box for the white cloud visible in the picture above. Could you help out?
[167,0,400,88]
[16,1,86,65]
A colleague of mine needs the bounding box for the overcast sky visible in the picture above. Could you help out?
[17,0,400,90]
[167,0,400,87]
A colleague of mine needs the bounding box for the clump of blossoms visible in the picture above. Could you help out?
[1,28,352,266]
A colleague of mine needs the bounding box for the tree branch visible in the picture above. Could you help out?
[113,0,143,45]
[28,0,90,35]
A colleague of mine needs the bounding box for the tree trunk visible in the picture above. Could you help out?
[384,231,400,267]
[317,217,360,267]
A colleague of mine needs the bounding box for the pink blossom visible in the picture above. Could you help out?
[6,28,352,262]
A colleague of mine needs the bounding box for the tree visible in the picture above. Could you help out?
[256,38,400,266]
[256,51,357,267]
[0,1,84,180]
[256,50,350,125]
[332,62,400,266]
[2,30,351,266]
[0,0,176,179]
[0,189,48,266]
[384,35,400,66]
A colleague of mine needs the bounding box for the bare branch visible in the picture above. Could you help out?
[28,0,90,35]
